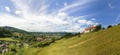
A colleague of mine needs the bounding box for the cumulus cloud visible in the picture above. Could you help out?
[0,0,98,32]
[77,18,96,25]
[15,10,22,14]
[5,6,11,12]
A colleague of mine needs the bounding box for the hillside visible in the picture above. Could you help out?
[0,38,16,41]
[1,26,28,34]
[36,25,120,55]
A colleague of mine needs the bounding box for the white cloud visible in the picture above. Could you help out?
[108,3,114,8]
[0,0,98,32]
[15,10,22,14]
[78,19,95,25]
[5,6,11,12]
[59,0,96,12]
[78,19,87,24]
[92,18,95,21]
[116,13,120,22]
[64,2,68,6]
[86,21,94,25]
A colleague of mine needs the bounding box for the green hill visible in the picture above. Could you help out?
[0,38,16,41]
[36,25,120,55]
[0,26,29,38]
[1,26,28,34]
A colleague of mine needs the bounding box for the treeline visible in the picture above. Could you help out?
[0,26,29,38]
[31,38,55,48]
[3,26,29,34]
[60,23,120,39]
[0,27,12,38]
[60,32,81,39]
[95,23,120,31]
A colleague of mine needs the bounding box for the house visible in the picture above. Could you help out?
[84,25,96,33]
[37,37,44,41]
[36,35,45,41]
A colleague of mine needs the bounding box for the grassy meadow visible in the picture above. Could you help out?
[36,25,120,55]
[0,38,16,41]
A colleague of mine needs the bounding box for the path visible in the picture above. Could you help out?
[68,36,98,48]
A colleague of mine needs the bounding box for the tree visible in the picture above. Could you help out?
[94,24,102,32]
[51,37,56,43]
[118,23,120,25]
[61,33,73,38]
[102,27,105,30]
[77,32,81,37]
[0,27,12,37]
[107,25,112,29]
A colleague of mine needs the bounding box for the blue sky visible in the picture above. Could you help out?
[0,0,120,32]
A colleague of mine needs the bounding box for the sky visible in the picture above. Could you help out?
[0,0,120,32]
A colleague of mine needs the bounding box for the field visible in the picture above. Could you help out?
[36,25,120,55]
[0,38,16,41]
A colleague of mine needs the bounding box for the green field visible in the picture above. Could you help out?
[0,38,16,41]
[36,25,120,55]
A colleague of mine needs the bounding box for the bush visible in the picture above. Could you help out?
[77,32,81,37]
[118,23,120,25]
[102,27,105,30]
[107,25,112,29]
[61,33,74,38]
[32,40,55,48]
[51,37,55,43]
[94,24,102,32]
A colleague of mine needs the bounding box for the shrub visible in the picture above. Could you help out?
[51,37,55,43]
[61,33,74,38]
[102,27,105,30]
[107,25,112,29]
[118,23,120,25]
[94,24,102,32]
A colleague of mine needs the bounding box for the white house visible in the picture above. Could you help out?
[84,25,96,33]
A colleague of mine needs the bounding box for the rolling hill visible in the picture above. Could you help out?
[1,26,28,34]
[0,26,30,38]
[36,25,120,55]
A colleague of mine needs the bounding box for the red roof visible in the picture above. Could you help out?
[85,26,96,31]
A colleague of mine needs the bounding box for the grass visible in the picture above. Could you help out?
[0,38,16,41]
[15,47,39,55]
[36,25,120,55]
[0,47,39,55]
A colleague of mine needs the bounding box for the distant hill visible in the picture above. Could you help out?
[30,32,66,34]
[0,26,29,34]
[0,26,68,37]
[36,25,120,55]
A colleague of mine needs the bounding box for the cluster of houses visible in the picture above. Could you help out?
[0,40,29,55]
[36,35,51,42]
[0,41,10,54]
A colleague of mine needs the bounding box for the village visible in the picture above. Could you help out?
[0,32,64,55]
